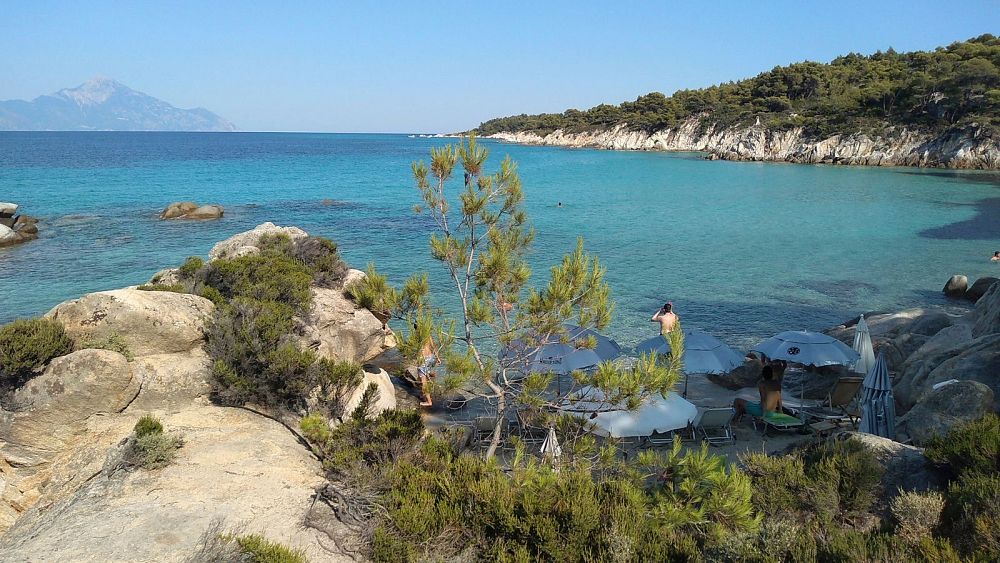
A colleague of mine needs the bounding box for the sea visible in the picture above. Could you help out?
[2,132,998,352]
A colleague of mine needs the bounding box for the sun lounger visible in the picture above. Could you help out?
[784,376,863,425]
[752,411,805,434]
[692,407,735,445]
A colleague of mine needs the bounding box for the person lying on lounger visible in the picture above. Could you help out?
[733,365,783,422]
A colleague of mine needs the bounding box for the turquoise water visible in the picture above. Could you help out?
[2,132,998,351]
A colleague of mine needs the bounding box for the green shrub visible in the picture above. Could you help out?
[232,534,308,563]
[315,359,363,420]
[293,236,348,287]
[205,254,313,310]
[925,413,1000,479]
[198,285,227,308]
[891,490,944,543]
[79,332,133,360]
[940,471,1000,559]
[179,256,205,278]
[134,414,164,438]
[803,439,884,520]
[0,317,73,385]
[136,283,187,293]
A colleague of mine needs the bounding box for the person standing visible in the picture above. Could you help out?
[417,332,439,408]
[651,302,679,335]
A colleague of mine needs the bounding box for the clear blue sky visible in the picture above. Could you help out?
[2,1,998,132]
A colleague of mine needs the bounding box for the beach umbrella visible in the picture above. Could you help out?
[636,328,744,396]
[540,426,562,462]
[504,324,622,375]
[752,330,860,367]
[852,315,876,376]
[562,386,698,438]
[859,351,895,439]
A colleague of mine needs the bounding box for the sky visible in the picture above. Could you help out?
[2,1,999,133]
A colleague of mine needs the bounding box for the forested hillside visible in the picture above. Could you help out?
[477,35,1000,138]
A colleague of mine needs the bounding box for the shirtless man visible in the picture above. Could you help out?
[992,251,1000,262]
[417,333,438,408]
[733,366,783,422]
[651,302,679,335]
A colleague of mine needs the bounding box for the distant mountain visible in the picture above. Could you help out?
[0,77,236,131]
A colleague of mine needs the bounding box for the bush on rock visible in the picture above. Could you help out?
[0,317,73,386]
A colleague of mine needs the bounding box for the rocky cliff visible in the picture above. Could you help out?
[487,118,1000,169]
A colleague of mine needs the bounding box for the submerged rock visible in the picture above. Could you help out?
[184,204,224,220]
[159,201,223,220]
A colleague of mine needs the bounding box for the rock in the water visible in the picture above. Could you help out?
[965,277,999,303]
[341,366,397,421]
[183,204,224,220]
[840,433,945,496]
[159,201,198,219]
[15,223,38,235]
[895,324,974,409]
[13,215,38,226]
[942,274,968,298]
[47,288,214,357]
[297,287,395,364]
[208,222,308,261]
[0,349,137,468]
[0,406,349,562]
[897,381,994,445]
[0,224,21,247]
[0,202,18,215]
[971,282,1000,337]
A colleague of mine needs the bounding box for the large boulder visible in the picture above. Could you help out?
[942,274,969,298]
[840,433,945,496]
[341,366,397,421]
[208,222,308,261]
[0,224,20,247]
[896,381,994,445]
[965,277,999,303]
[183,204,224,220]
[46,288,214,357]
[0,406,352,562]
[0,349,138,468]
[125,349,213,412]
[0,202,18,216]
[159,201,198,219]
[827,309,933,343]
[920,333,1000,410]
[904,311,955,337]
[895,324,974,409]
[297,286,394,364]
[877,332,929,373]
[971,282,1000,337]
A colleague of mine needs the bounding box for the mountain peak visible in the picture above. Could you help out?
[1,79,236,131]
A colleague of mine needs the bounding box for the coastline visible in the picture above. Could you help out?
[484,118,1000,170]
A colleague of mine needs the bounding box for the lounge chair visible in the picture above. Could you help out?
[784,376,863,426]
[515,409,548,447]
[752,410,805,434]
[692,407,735,445]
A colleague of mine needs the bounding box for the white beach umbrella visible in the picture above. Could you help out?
[504,324,622,375]
[859,351,896,439]
[752,330,860,367]
[562,387,698,439]
[540,426,562,461]
[852,315,876,376]
[636,328,744,396]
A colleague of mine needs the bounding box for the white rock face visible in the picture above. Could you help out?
[208,222,309,261]
[342,366,397,420]
[46,288,214,357]
[297,286,395,363]
[0,406,351,562]
[0,202,18,215]
[0,224,19,246]
[487,119,1000,169]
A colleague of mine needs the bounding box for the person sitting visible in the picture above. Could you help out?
[417,332,439,408]
[651,302,679,335]
[992,251,1000,262]
[733,365,783,423]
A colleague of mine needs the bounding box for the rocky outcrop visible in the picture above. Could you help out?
[208,221,308,260]
[841,433,945,496]
[0,406,349,562]
[942,275,968,298]
[971,282,1000,337]
[966,277,999,302]
[159,201,224,220]
[894,324,974,408]
[487,120,1000,169]
[46,288,214,357]
[341,365,397,421]
[297,286,395,364]
[896,381,995,445]
[0,203,40,247]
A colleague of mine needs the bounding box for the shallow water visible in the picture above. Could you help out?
[1,132,995,352]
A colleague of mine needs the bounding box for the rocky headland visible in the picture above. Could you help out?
[0,223,396,561]
[487,119,1000,169]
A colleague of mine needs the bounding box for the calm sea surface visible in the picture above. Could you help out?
[2,132,998,351]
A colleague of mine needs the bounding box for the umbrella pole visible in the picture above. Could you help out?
[683,372,689,398]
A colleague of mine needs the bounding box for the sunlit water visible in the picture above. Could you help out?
[2,132,998,352]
